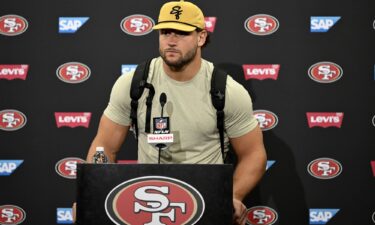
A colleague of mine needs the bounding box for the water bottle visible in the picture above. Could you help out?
[92,146,108,163]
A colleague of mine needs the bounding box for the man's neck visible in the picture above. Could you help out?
[163,57,202,82]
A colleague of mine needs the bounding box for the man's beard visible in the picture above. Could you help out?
[160,47,197,71]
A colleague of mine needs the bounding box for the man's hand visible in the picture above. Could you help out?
[72,202,76,224]
[233,198,247,225]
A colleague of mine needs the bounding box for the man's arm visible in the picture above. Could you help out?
[230,125,267,224]
[86,114,130,163]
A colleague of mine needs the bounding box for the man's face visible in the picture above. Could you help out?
[159,29,201,70]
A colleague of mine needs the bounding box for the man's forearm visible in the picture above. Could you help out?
[233,149,267,201]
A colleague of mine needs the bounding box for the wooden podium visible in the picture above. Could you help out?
[76,164,233,225]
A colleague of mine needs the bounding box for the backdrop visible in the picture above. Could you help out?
[1,0,374,224]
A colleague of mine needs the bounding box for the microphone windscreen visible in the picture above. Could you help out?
[160,92,167,105]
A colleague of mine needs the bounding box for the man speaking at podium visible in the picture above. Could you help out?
[80,1,267,224]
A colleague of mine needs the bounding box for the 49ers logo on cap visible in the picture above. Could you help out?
[105,176,205,225]
[246,206,278,225]
[0,110,27,131]
[56,62,91,84]
[308,158,343,179]
[0,15,28,36]
[55,157,85,179]
[0,205,26,224]
[254,110,278,131]
[244,14,279,36]
[308,62,343,83]
[120,14,154,36]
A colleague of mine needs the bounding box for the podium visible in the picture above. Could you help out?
[76,163,233,225]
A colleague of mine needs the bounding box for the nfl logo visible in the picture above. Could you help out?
[155,118,167,130]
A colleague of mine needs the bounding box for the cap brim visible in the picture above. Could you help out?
[152,22,197,32]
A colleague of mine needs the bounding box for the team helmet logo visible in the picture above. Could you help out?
[56,62,91,84]
[0,15,28,36]
[253,110,278,131]
[246,206,278,225]
[55,157,85,179]
[308,158,343,179]
[308,62,343,83]
[120,14,154,36]
[105,176,205,225]
[244,14,279,36]
[0,205,26,224]
[0,110,27,131]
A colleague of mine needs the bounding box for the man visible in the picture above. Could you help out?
[78,1,267,224]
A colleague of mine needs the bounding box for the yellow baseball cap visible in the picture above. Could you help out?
[153,0,205,32]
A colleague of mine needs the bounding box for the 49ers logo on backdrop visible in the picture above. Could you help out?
[246,206,278,225]
[56,62,91,84]
[253,110,278,131]
[243,64,280,80]
[306,112,344,128]
[0,110,27,131]
[55,157,85,179]
[308,158,343,179]
[55,112,91,128]
[105,176,205,225]
[120,14,154,36]
[308,62,343,83]
[244,14,279,36]
[0,15,28,36]
[0,205,26,224]
[0,65,29,80]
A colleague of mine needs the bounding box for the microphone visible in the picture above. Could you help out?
[147,92,173,163]
[160,92,167,117]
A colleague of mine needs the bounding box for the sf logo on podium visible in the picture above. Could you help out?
[105,176,205,225]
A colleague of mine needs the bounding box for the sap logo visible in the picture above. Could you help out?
[0,160,23,176]
[121,64,137,75]
[59,17,89,33]
[57,208,73,224]
[309,209,339,224]
[310,17,341,32]
[266,160,275,170]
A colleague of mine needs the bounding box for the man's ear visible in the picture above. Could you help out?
[197,30,208,47]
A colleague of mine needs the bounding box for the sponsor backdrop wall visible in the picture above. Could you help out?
[1,0,374,224]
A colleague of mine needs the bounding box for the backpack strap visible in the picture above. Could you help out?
[210,67,228,162]
[130,59,154,139]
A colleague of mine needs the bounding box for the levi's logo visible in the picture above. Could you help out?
[243,65,280,80]
[55,112,91,128]
[306,112,344,128]
[204,17,217,32]
[371,161,375,177]
[0,65,29,80]
[105,176,205,225]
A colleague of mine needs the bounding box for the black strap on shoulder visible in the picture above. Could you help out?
[210,66,228,162]
[130,59,154,139]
